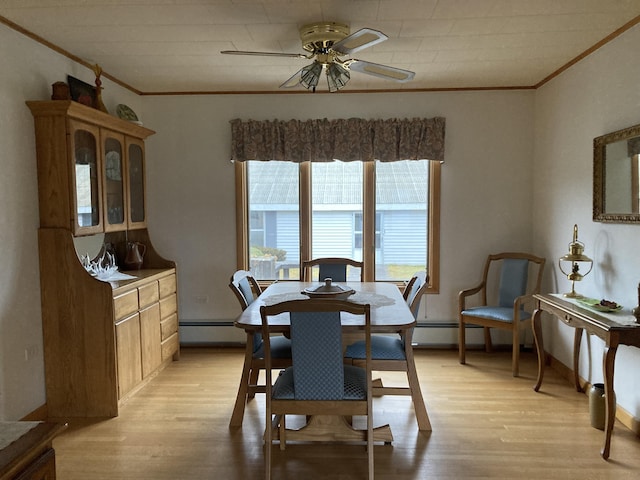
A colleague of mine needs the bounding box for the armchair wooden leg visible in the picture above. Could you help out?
[512,325,520,377]
[458,318,466,365]
[484,327,493,353]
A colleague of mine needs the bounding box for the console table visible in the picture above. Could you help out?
[531,293,640,459]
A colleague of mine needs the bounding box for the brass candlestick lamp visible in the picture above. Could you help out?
[559,224,593,298]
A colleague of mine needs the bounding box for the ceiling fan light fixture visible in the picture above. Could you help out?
[300,62,323,90]
[327,62,350,92]
[223,21,415,91]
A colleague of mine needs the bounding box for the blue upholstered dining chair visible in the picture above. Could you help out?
[344,271,432,431]
[301,257,363,282]
[458,252,546,377]
[260,299,374,480]
[228,270,291,426]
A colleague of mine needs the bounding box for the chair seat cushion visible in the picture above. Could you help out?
[272,365,367,400]
[462,306,531,323]
[253,335,292,359]
[344,335,406,361]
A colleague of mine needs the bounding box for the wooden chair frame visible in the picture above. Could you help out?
[301,257,364,282]
[458,252,546,376]
[261,299,374,480]
[228,270,292,427]
[347,272,432,431]
[229,269,261,310]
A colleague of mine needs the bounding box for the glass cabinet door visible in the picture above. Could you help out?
[70,120,102,235]
[126,139,146,229]
[102,132,126,231]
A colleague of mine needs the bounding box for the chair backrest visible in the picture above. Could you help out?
[404,271,429,320]
[228,270,262,311]
[230,270,265,354]
[482,252,545,307]
[301,257,364,282]
[260,299,371,400]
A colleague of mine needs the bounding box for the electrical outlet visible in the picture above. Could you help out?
[24,345,38,361]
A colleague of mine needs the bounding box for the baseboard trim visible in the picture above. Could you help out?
[20,403,48,421]
[547,353,639,436]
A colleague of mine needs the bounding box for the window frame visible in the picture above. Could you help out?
[234,160,440,293]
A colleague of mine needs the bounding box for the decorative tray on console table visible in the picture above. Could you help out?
[576,297,623,313]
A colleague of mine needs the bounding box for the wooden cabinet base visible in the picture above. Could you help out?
[39,228,179,418]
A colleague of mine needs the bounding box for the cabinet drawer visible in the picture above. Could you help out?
[113,289,138,320]
[159,274,176,298]
[138,281,159,308]
[159,293,177,319]
[161,332,179,360]
[161,312,178,341]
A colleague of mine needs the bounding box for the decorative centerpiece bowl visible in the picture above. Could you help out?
[302,278,355,300]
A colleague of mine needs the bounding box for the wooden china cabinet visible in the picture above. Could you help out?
[27,100,179,418]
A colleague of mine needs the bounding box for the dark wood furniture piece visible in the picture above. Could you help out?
[531,293,640,459]
[0,422,66,480]
[27,101,179,418]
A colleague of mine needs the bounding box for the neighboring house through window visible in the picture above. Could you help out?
[238,159,440,289]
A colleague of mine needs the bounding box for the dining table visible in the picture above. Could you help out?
[230,280,427,442]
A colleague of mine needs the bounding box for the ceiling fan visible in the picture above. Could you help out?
[221,22,415,92]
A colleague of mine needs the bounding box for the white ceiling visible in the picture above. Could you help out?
[2,0,640,94]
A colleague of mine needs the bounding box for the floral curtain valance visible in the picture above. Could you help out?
[230,117,445,163]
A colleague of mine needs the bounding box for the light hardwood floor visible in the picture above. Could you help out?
[52,347,640,479]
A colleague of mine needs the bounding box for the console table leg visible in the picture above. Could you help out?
[601,343,617,460]
[531,308,545,391]
[573,328,583,392]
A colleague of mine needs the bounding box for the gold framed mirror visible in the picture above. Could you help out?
[593,122,640,223]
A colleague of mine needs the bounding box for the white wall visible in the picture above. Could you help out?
[533,25,640,419]
[142,89,535,346]
[0,23,143,420]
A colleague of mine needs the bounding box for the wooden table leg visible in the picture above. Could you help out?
[532,308,545,392]
[601,343,618,460]
[229,334,255,427]
[404,334,432,432]
[573,328,584,392]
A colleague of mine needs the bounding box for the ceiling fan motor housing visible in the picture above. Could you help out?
[299,22,350,53]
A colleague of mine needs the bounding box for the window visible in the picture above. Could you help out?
[311,161,363,261]
[236,160,440,290]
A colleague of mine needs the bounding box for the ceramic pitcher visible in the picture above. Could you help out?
[124,241,146,270]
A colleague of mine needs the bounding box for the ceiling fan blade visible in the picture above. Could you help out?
[348,60,415,82]
[221,50,308,59]
[331,28,388,55]
[279,67,305,88]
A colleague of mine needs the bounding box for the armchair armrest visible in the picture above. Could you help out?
[512,293,534,319]
[458,281,486,311]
